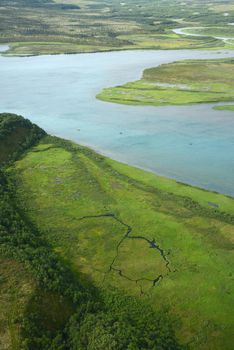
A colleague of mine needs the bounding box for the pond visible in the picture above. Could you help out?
[0,48,234,196]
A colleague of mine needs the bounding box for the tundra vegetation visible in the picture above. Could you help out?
[0,0,234,55]
[1,113,233,349]
[97,58,234,106]
[0,113,184,350]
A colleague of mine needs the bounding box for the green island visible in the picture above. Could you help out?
[1,0,234,56]
[1,113,234,350]
[97,58,234,106]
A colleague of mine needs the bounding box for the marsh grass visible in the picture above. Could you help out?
[97,58,234,106]
[10,134,234,349]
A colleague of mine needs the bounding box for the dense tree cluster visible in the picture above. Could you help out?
[0,113,43,139]
[0,113,45,164]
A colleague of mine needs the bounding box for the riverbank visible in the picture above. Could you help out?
[1,34,227,57]
[1,49,234,196]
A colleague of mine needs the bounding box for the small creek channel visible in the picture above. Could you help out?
[76,213,172,294]
[173,27,234,44]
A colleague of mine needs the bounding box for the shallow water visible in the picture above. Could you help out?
[0,49,234,196]
[0,44,9,52]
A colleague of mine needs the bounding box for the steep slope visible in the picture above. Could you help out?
[0,115,74,349]
[0,113,45,164]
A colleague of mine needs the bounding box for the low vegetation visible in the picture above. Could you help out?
[1,0,234,55]
[184,26,234,38]
[1,114,185,349]
[213,104,234,111]
[97,58,234,106]
[1,113,232,349]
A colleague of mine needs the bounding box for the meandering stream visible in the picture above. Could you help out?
[0,48,234,196]
[173,27,234,44]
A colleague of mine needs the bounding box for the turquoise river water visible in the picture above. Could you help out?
[0,48,234,196]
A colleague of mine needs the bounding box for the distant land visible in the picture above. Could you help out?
[1,0,234,56]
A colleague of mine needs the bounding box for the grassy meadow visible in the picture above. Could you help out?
[9,134,234,349]
[97,58,234,106]
[0,111,185,349]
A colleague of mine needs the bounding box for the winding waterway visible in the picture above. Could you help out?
[173,27,234,44]
[0,48,234,196]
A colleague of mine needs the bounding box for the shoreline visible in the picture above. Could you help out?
[1,45,228,58]
[1,25,234,58]
[173,26,234,43]
[52,132,234,200]
[1,48,234,198]
[1,38,233,58]
[96,57,234,108]
[97,93,234,108]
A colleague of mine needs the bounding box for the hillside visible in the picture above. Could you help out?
[0,113,184,349]
[1,113,233,349]
[0,114,73,349]
[0,113,45,164]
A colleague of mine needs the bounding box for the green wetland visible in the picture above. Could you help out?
[97,58,234,106]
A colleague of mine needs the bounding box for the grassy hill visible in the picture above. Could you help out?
[0,113,184,349]
[0,113,233,349]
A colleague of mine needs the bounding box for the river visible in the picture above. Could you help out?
[0,48,234,196]
[173,27,234,44]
